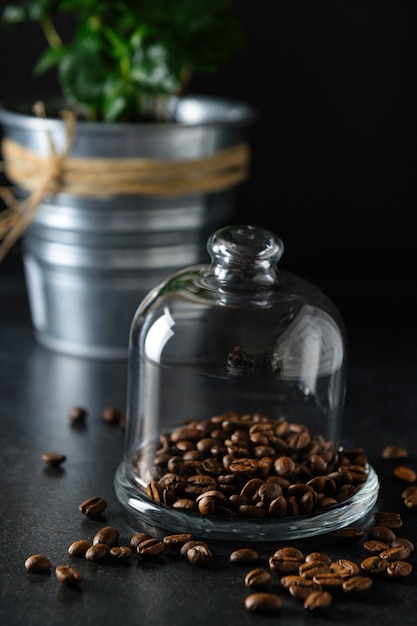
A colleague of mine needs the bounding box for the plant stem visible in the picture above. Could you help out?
[40,15,62,49]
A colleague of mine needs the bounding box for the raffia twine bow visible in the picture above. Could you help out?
[0,102,250,262]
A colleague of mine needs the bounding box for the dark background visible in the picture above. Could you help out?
[0,0,415,335]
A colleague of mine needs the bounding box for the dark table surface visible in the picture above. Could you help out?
[1,262,417,626]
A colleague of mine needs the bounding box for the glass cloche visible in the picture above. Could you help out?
[115,225,379,540]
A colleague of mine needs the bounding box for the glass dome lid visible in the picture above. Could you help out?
[115,225,379,541]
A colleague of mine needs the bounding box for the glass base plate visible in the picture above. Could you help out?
[114,461,380,542]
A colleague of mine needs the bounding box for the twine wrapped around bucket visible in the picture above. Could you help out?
[0,103,250,262]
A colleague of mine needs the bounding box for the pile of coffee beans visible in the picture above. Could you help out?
[137,411,369,520]
[24,407,415,617]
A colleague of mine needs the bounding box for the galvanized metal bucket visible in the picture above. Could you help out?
[0,96,256,359]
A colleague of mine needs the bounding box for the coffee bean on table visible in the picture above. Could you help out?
[56,564,83,586]
[109,546,132,561]
[229,548,259,564]
[93,526,119,547]
[244,592,282,614]
[68,540,92,557]
[393,466,417,483]
[85,543,110,562]
[386,560,413,577]
[24,554,52,573]
[373,511,403,528]
[342,575,373,594]
[186,543,213,566]
[162,533,194,547]
[102,406,122,424]
[303,590,332,611]
[244,568,272,590]
[332,527,365,541]
[41,452,66,467]
[68,406,87,423]
[136,537,166,557]
[79,496,107,517]
[381,445,408,460]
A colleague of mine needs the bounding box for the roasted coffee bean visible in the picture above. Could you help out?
[85,543,110,562]
[130,532,152,549]
[229,548,258,564]
[269,547,304,573]
[268,495,288,517]
[403,494,417,510]
[172,498,197,511]
[24,554,51,573]
[332,527,364,541]
[342,575,373,594]
[386,560,413,577]
[368,525,396,543]
[331,559,359,578]
[360,556,388,574]
[162,533,194,546]
[382,445,408,460]
[305,552,332,565]
[93,526,119,547]
[68,540,92,557]
[102,406,122,424]
[198,495,215,515]
[393,466,417,483]
[68,406,87,423]
[79,496,107,517]
[379,545,411,561]
[186,543,213,566]
[56,564,83,586]
[244,568,272,589]
[41,451,66,467]
[299,561,331,579]
[137,538,166,557]
[373,511,403,528]
[180,540,206,557]
[391,537,415,552]
[363,539,389,554]
[312,572,343,588]
[303,590,332,611]
[244,592,282,614]
[109,546,132,561]
[401,485,417,499]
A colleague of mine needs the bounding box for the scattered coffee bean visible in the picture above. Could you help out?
[368,525,396,543]
[391,537,414,552]
[102,406,123,424]
[244,568,272,589]
[93,526,119,547]
[342,575,373,594]
[373,511,403,528]
[68,540,92,557]
[229,548,258,564]
[244,592,282,614]
[331,527,365,541]
[303,590,332,611]
[79,496,107,517]
[381,445,408,460]
[85,543,110,562]
[403,493,417,510]
[162,533,194,546]
[379,545,411,561]
[24,554,51,573]
[68,406,87,423]
[393,466,417,483]
[360,556,388,574]
[136,537,166,557]
[109,546,132,561]
[402,485,417,499]
[363,539,389,554]
[56,564,83,586]
[269,547,304,573]
[186,542,213,566]
[130,532,152,549]
[41,452,66,467]
[386,560,413,577]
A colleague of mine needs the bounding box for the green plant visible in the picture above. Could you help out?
[2,0,243,122]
